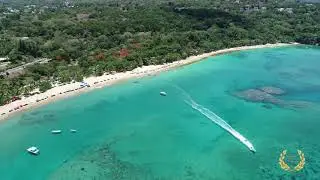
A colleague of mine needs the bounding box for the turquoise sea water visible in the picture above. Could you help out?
[1,46,320,180]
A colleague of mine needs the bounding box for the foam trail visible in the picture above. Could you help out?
[174,85,256,153]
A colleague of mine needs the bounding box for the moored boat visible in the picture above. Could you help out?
[51,130,62,134]
[160,91,167,96]
[27,146,40,155]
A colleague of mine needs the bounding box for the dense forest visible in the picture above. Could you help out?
[0,0,319,105]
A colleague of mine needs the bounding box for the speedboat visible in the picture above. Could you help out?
[249,146,256,153]
[233,132,256,154]
[160,91,167,96]
[244,139,256,153]
[27,146,40,155]
[70,129,77,133]
[51,130,62,134]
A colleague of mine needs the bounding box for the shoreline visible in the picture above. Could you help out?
[0,43,298,121]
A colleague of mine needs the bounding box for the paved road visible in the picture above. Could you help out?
[0,58,51,76]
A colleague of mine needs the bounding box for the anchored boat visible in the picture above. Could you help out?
[160,91,167,96]
[51,130,62,134]
[27,146,40,155]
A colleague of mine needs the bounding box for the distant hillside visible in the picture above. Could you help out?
[297,0,320,3]
[0,0,64,6]
[0,0,171,6]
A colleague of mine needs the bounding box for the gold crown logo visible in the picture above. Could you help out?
[279,150,305,172]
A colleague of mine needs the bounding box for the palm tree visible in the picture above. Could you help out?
[0,82,11,105]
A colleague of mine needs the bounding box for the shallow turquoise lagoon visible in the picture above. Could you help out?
[0,46,320,180]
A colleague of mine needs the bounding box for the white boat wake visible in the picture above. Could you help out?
[174,85,256,153]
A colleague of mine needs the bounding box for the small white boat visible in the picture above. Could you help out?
[27,146,40,155]
[70,129,77,133]
[51,130,62,134]
[160,91,167,96]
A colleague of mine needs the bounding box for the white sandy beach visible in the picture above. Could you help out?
[0,43,298,121]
